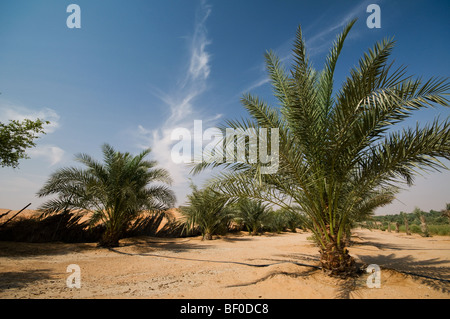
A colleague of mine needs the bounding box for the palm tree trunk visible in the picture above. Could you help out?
[203,232,213,240]
[395,222,400,233]
[98,217,123,247]
[404,217,411,235]
[99,229,121,247]
[317,224,356,277]
[420,215,429,237]
[319,240,356,278]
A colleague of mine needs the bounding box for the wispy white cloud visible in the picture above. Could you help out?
[304,0,373,56]
[27,145,65,166]
[188,0,212,82]
[0,103,60,134]
[242,76,271,94]
[137,0,219,206]
[242,1,374,95]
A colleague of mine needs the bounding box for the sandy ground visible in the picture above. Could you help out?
[0,228,449,299]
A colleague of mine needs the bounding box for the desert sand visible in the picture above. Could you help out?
[0,228,449,299]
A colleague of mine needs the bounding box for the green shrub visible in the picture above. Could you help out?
[428,224,450,236]
[409,224,421,234]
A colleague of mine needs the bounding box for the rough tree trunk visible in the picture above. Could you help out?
[395,222,399,233]
[203,232,213,240]
[420,215,430,237]
[404,217,411,235]
[98,230,121,247]
[319,237,357,278]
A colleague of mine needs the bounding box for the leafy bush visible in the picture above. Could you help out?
[409,224,421,234]
[428,225,450,236]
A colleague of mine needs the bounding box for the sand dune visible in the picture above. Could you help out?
[0,228,449,299]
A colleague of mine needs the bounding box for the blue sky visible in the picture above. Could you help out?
[0,0,449,214]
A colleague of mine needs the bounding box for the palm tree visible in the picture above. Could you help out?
[400,212,411,235]
[37,144,176,247]
[442,203,450,222]
[281,207,303,233]
[192,19,450,277]
[266,210,289,234]
[235,198,271,235]
[413,207,430,237]
[180,184,234,240]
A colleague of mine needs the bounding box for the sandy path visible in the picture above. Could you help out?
[0,229,449,299]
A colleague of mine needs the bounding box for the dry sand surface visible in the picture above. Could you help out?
[0,228,449,299]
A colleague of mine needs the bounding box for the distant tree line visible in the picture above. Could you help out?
[361,204,450,236]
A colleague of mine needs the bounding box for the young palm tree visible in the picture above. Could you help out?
[37,144,175,247]
[235,198,271,235]
[192,19,450,277]
[413,207,430,237]
[180,184,234,240]
[442,203,450,222]
[400,212,411,235]
[266,210,289,234]
[264,207,303,233]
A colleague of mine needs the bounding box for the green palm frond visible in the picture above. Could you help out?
[37,143,175,247]
[191,19,450,275]
[180,184,234,239]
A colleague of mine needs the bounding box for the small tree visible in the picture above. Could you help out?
[395,221,400,233]
[180,185,234,240]
[37,144,175,247]
[279,206,305,233]
[192,20,450,277]
[400,212,411,235]
[0,118,49,168]
[235,198,271,235]
[442,203,450,222]
[413,207,430,237]
[266,210,288,233]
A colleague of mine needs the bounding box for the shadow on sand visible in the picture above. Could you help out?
[0,241,97,258]
[0,269,54,292]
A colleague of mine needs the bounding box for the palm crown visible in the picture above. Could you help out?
[193,19,450,276]
[37,144,175,247]
[180,183,234,240]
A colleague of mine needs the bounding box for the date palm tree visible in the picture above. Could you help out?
[192,19,450,277]
[235,198,272,235]
[413,207,430,237]
[442,203,450,222]
[180,184,234,240]
[37,144,176,247]
[400,212,411,235]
